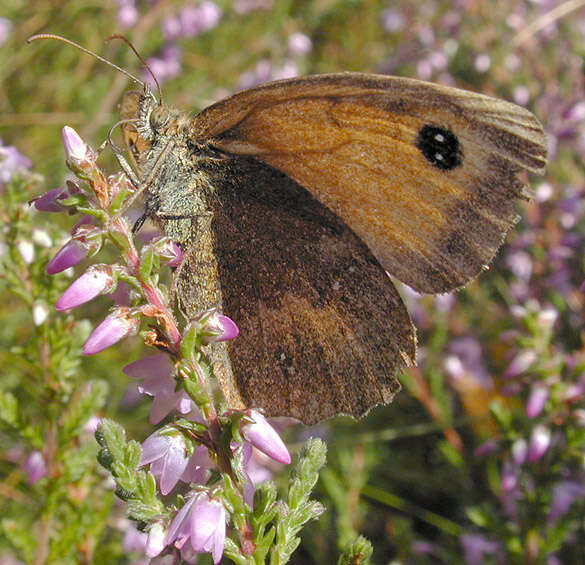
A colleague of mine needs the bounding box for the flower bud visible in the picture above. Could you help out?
[201,311,239,344]
[56,265,115,311]
[145,522,166,558]
[32,187,67,212]
[525,384,549,418]
[83,307,139,355]
[23,450,47,484]
[158,239,184,267]
[46,239,89,274]
[62,126,90,162]
[16,239,34,264]
[240,409,291,464]
[527,425,551,462]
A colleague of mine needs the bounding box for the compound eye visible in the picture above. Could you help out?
[149,105,170,130]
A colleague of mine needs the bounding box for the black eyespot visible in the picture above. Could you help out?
[416,125,462,171]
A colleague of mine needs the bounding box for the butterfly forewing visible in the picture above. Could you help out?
[191,73,547,293]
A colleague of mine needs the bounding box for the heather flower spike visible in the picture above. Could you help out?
[83,307,139,355]
[240,409,291,464]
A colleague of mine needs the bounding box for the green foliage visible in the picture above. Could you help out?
[337,536,373,565]
[271,439,327,565]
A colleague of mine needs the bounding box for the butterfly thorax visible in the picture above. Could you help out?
[121,90,219,246]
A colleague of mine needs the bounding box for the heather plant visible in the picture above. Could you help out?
[2,1,585,564]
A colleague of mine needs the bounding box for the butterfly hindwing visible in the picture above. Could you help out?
[173,156,415,424]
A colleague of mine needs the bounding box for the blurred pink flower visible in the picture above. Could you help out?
[23,450,47,484]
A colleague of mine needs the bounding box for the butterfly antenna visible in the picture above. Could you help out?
[26,34,145,88]
[106,34,164,105]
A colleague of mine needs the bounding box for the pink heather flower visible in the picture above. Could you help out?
[162,14,182,40]
[61,126,90,162]
[239,442,274,507]
[0,138,32,190]
[71,215,98,236]
[32,187,67,212]
[381,8,406,32]
[46,239,89,274]
[123,354,194,424]
[145,46,182,86]
[83,416,101,434]
[501,460,519,493]
[526,384,549,418]
[287,32,312,56]
[117,0,138,28]
[122,522,148,554]
[23,450,47,484]
[56,265,115,311]
[461,534,500,565]
[165,491,226,564]
[145,522,166,558]
[180,2,222,37]
[411,541,435,555]
[110,280,132,307]
[527,425,552,462]
[565,376,585,401]
[202,312,239,344]
[156,239,183,267]
[473,439,499,457]
[272,61,299,81]
[83,307,139,355]
[511,438,528,466]
[0,18,13,46]
[240,410,291,464]
[181,445,212,485]
[548,481,585,523]
[504,350,537,379]
[474,53,491,73]
[141,430,191,495]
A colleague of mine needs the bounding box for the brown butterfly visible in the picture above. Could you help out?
[116,74,547,424]
[29,35,547,424]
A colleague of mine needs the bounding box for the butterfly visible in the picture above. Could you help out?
[112,72,547,424]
